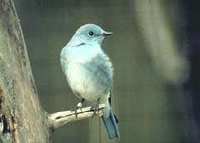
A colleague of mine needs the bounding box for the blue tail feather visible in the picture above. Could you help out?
[102,110,120,139]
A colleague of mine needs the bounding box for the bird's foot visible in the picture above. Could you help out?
[77,102,83,109]
[74,99,85,118]
[74,102,82,118]
[91,103,99,118]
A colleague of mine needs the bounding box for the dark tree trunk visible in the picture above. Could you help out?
[0,0,49,142]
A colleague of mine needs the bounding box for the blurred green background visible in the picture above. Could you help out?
[13,0,192,143]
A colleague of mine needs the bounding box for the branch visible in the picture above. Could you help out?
[48,104,105,130]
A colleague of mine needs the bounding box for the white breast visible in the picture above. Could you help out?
[61,43,111,102]
[67,62,106,101]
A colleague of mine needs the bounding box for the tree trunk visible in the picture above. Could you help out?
[0,0,49,142]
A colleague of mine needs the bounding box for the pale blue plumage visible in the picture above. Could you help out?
[60,24,119,139]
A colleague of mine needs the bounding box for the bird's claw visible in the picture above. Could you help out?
[91,103,99,118]
[77,102,83,109]
[74,102,83,118]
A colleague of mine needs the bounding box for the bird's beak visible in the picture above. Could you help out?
[102,31,113,37]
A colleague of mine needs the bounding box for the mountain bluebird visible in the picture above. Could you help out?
[60,24,120,139]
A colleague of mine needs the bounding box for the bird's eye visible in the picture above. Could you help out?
[88,31,94,36]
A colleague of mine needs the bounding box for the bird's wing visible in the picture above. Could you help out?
[83,52,113,91]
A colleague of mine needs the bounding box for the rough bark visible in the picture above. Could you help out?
[0,0,49,142]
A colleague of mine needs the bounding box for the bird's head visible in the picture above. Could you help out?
[71,24,112,45]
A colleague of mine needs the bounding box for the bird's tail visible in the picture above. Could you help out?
[102,108,120,139]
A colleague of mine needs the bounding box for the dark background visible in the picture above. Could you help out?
[13,0,200,143]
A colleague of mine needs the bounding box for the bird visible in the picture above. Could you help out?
[60,24,120,139]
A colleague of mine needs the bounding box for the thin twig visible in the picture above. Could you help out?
[48,104,105,130]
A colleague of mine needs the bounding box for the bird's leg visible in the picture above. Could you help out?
[76,98,85,110]
[95,98,100,114]
[91,98,100,117]
[75,98,85,118]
